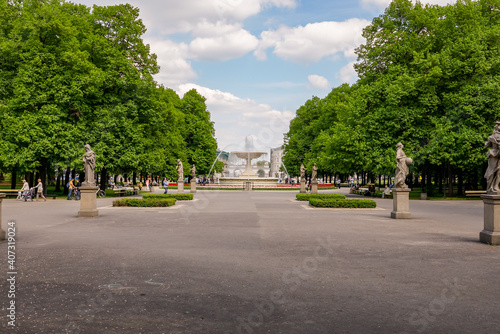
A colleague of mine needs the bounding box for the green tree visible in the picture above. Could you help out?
[181,89,218,176]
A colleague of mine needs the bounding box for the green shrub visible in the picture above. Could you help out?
[142,193,193,200]
[113,198,176,207]
[296,193,346,201]
[308,198,376,208]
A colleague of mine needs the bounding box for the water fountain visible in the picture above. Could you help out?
[219,136,279,186]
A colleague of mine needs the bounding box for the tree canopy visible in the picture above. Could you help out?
[283,0,500,194]
[0,0,219,187]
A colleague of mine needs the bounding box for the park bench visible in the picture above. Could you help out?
[0,189,19,198]
[465,190,486,197]
[113,189,127,197]
[123,187,138,195]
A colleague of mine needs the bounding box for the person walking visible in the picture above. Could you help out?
[18,179,29,200]
[67,178,74,200]
[163,178,169,194]
[74,177,81,200]
[34,178,47,201]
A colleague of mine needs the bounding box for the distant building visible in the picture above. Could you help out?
[270,147,284,179]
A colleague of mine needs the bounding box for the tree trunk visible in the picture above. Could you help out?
[55,166,62,192]
[448,164,453,197]
[457,169,463,196]
[37,158,48,195]
[10,168,17,189]
[100,168,107,191]
[64,167,71,195]
[481,162,487,190]
[133,172,137,185]
[438,166,443,195]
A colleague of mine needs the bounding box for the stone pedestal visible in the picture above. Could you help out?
[0,194,5,240]
[300,180,306,194]
[311,181,318,194]
[244,181,253,191]
[78,186,99,218]
[391,188,411,219]
[178,181,184,194]
[480,194,500,245]
[190,180,197,193]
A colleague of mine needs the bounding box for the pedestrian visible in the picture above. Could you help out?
[34,178,47,201]
[74,177,81,200]
[18,179,29,200]
[67,178,74,200]
[163,178,169,194]
[382,185,391,199]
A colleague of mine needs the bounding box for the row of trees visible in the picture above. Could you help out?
[283,0,500,195]
[0,0,219,191]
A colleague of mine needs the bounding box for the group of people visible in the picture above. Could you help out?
[16,179,47,201]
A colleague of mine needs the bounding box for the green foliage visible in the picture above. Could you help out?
[181,89,218,175]
[0,0,219,186]
[142,193,193,200]
[112,198,176,207]
[283,0,500,184]
[308,198,377,208]
[295,194,346,201]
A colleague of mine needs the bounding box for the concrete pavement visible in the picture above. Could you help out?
[0,189,498,333]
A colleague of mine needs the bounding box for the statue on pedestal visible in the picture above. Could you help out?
[485,122,500,194]
[191,164,196,179]
[394,142,412,189]
[176,159,184,182]
[82,144,96,186]
[312,163,318,182]
[300,164,306,182]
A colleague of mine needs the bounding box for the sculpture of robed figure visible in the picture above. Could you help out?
[82,144,96,186]
[312,163,318,182]
[394,142,412,189]
[484,122,500,194]
[176,159,184,182]
[300,164,306,182]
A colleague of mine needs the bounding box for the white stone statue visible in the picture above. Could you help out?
[485,122,500,193]
[300,164,306,182]
[190,164,196,179]
[176,159,184,182]
[394,142,412,189]
[82,144,96,186]
[312,163,318,182]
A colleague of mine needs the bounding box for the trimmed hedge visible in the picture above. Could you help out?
[308,198,377,208]
[113,198,177,207]
[296,194,346,201]
[142,193,193,200]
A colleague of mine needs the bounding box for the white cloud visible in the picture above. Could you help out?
[177,83,293,150]
[360,0,458,11]
[255,19,370,64]
[189,22,259,61]
[308,75,330,90]
[147,39,197,90]
[77,0,296,34]
[338,61,358,84]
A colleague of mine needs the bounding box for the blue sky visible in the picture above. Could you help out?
[75,0,455,152]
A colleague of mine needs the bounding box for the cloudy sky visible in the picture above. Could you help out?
[75,0,456,151]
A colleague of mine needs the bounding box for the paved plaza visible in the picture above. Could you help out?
[1,189,499,333]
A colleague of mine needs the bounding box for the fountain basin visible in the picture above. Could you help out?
[219,177,279,186]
